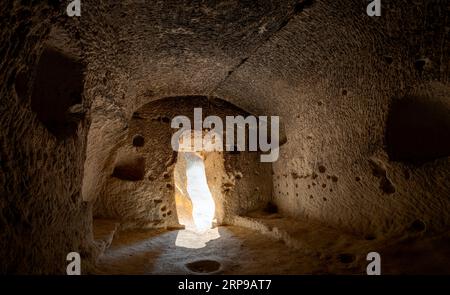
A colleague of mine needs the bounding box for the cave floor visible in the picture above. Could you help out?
[93,216,450,275]
[94,225,342,275]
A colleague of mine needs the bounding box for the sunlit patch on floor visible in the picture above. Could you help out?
[175,227,221,249]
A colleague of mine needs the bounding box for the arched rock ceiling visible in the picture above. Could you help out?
[57,0,448,118]
[60,0,310,117]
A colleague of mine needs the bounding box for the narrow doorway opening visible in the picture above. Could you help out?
[176,152,215,232]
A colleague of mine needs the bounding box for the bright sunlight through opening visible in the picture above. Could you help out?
[175,152,220,249]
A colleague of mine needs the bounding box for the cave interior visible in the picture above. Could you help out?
[0,0,449,274]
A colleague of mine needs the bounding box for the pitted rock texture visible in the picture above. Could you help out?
[93,96,273,228]
[0,1,96,274]
[1,0,449,274]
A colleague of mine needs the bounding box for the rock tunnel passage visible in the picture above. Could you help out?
[1,0,450,275]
